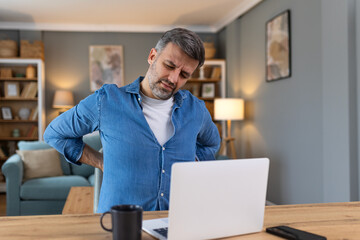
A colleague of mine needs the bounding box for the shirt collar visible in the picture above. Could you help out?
[125,76,186,107]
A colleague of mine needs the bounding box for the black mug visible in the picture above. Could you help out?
[100,205,143,240]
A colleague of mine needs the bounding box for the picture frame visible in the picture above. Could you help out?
[89,45,124,92]
[4,82,20,98]
[266,10,291,82]
[1,107,12,120]
[201,83,215,98]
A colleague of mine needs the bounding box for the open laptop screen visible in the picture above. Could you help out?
[143,158,270,240]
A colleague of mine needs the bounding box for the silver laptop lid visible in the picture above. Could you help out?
[168,158,270,240]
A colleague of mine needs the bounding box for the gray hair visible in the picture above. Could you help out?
[155,28,205,68]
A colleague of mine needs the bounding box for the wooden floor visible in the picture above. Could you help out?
[0,193,6,216]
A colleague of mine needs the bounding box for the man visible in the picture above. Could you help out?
[44,28,220,213]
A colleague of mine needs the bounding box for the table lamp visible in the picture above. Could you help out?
[214,98,244,159]
[53,90,74,114]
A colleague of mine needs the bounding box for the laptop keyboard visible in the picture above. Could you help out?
[154,227,168,238]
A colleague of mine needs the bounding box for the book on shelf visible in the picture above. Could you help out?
[210,67,221,80]
[32,126,38,138]
[26,125,38,138]
[21,82,37,98]
[29,106,38,120]
[26,125,35,137]
[27,82,37,98]
[20,83,31,98]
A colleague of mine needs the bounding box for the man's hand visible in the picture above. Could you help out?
[79,144,103,171]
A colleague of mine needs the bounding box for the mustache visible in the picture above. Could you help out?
[157,79,175,90]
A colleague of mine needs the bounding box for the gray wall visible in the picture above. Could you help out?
[321,0,357,203]
[219,0,359,204]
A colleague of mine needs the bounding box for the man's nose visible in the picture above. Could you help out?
[168,70,180,84]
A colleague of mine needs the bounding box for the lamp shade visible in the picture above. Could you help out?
[53,90,74,109]
[214,98,244,120]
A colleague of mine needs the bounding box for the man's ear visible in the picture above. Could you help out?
[147,48,157,64]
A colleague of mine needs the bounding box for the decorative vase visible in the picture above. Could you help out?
[18,107,30,120]
[26,65,36,79]
[12,129,20,137]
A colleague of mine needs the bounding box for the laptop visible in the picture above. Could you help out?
[142,158,270,240]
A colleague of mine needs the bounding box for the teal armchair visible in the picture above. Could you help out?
[2,133,102,216]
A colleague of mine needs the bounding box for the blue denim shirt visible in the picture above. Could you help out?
[44,77,220,212]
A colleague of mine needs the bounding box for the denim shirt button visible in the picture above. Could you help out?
[162,169,165,174]
[162,147,165,151]
[161,193,164,197]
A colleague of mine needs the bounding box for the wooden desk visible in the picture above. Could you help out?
[0,202,359,239]
[62,186,94,214]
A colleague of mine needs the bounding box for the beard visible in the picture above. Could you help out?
[149,78,176,100]
[147,62,176,100]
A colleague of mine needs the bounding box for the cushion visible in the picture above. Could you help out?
[18,140,71,175]
[20,175,91,200]
[17,148,63,181]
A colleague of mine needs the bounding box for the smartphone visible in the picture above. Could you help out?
[266,225,327,240]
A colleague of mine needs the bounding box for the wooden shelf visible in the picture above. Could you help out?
[0,77,37,81]
[0,58,44,156]
[0,120,37,123]
[0,97,37,101]
[188,78,221,83]
[0,57,40,60]
[199,97,217,101]
[0,137,38,141]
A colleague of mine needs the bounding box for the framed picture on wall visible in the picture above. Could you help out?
[89,45,124,91]
[266,10,291,82]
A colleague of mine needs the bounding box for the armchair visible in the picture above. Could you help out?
[2,133,102,216]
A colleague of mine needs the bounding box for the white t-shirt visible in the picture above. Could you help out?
[140,92,174,146]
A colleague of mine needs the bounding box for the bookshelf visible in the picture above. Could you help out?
[0,58,45,161]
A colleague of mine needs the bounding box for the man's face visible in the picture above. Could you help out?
[145,43,199,100]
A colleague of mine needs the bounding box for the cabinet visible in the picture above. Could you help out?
[183,59,226,136]
[0,58,45,161]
